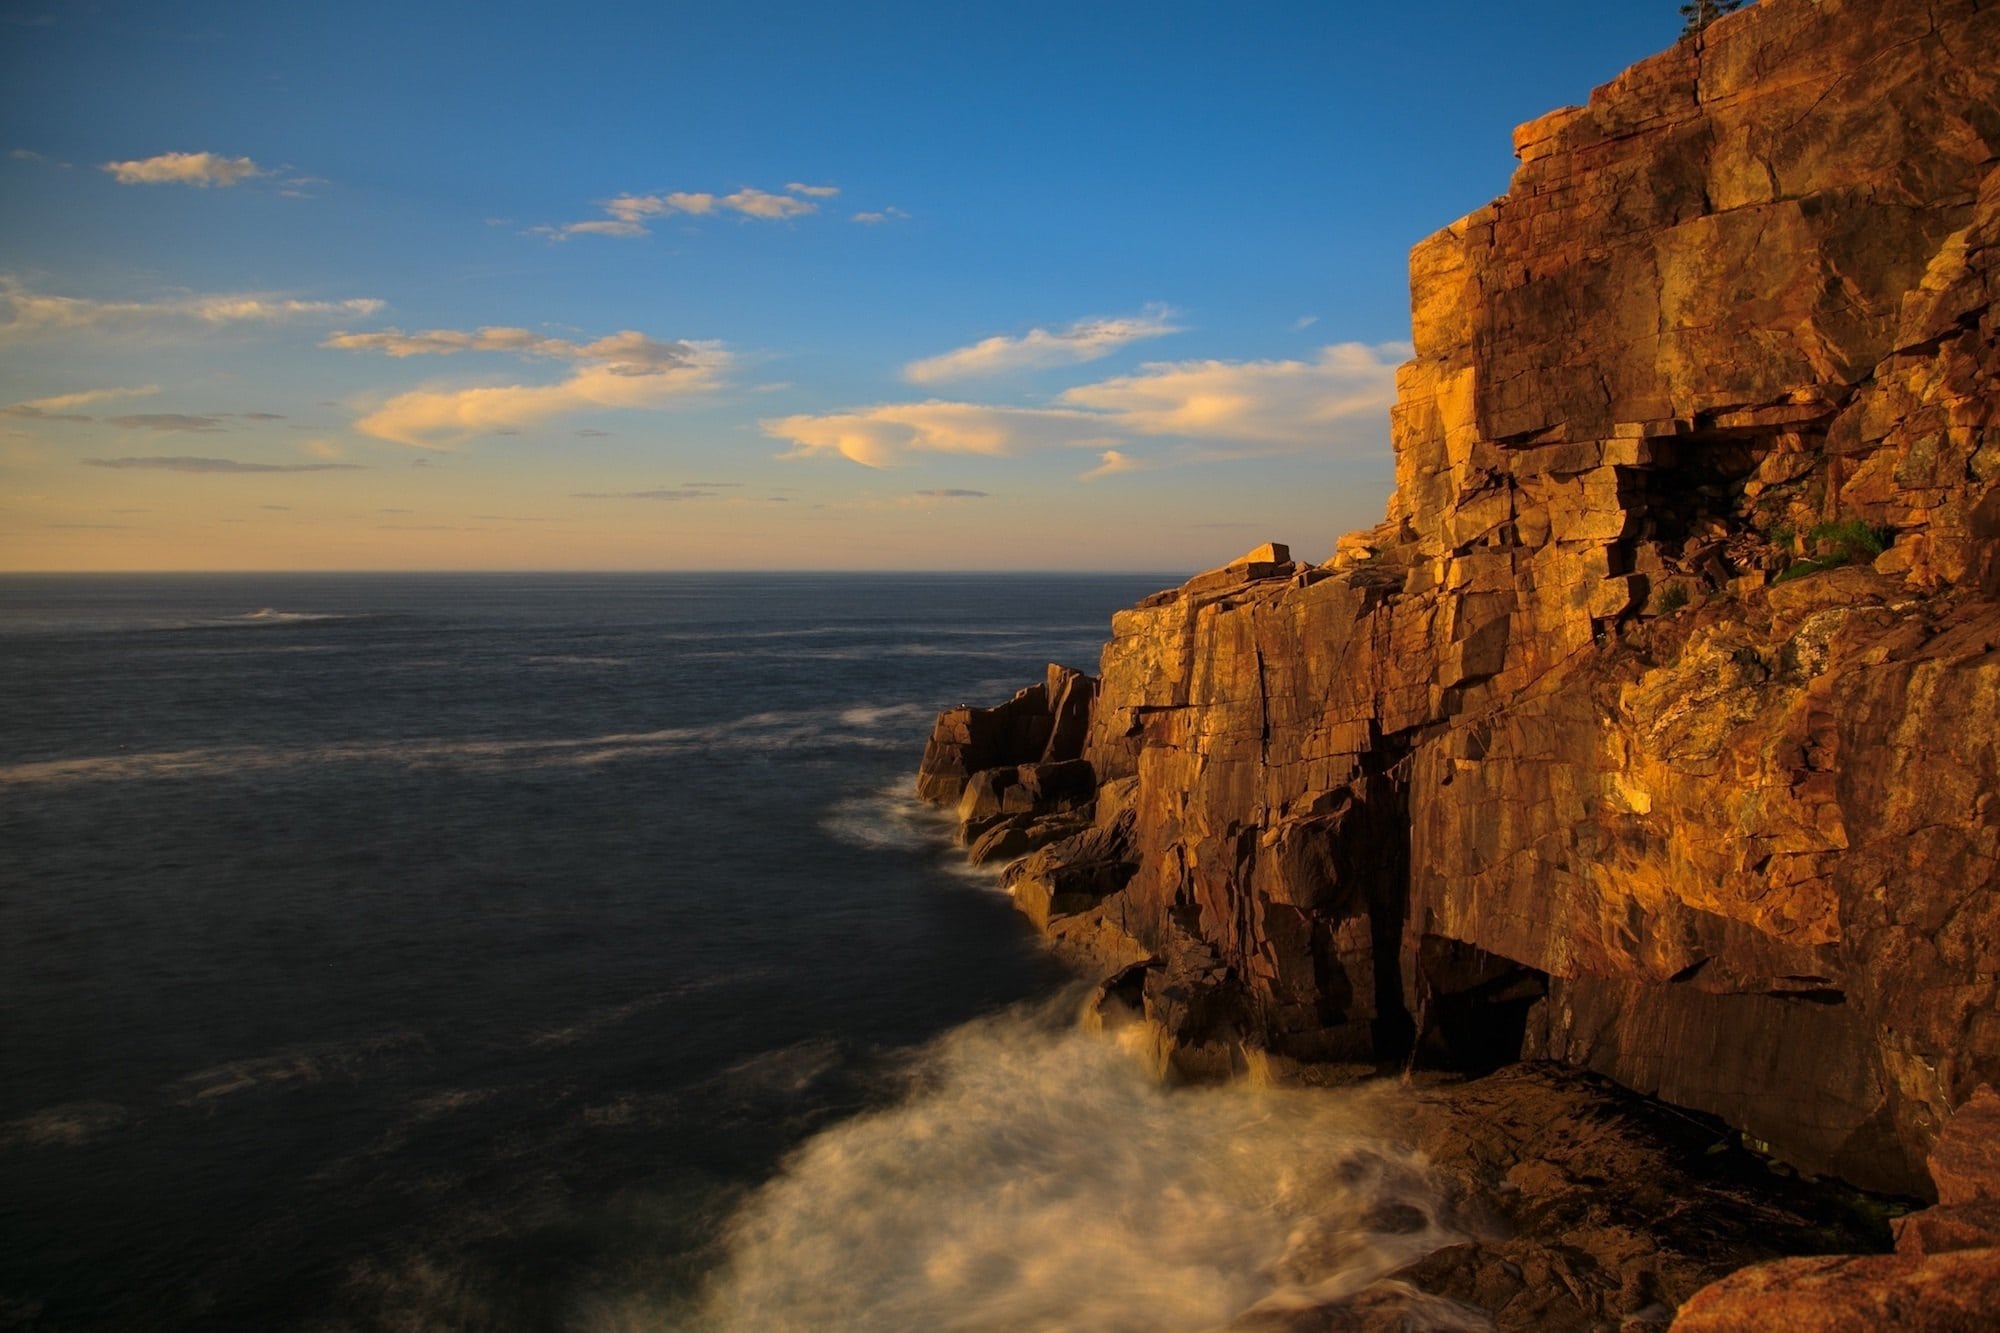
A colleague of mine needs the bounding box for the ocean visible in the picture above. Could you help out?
[0,573,1451,1331]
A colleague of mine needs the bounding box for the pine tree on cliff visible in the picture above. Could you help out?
[1681,0,1745,36]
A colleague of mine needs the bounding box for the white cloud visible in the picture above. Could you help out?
[351,341,729,449]
[102,151,262,187]
[762,401,1114,469]
[531,219,650,240]
[852,206,910,224]
[717,187,816,220]
[535,184,820,240]
[1080,449,1145,482]
[606,191,713,221]
[0,279,383,341]
[766,341,1409,470]
[1292,314,1320,331]
[324,326,689,371]
[903,305,1182,383]
[1058,341,1409,447]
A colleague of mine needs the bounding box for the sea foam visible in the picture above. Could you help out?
[619,1001,1455,1332]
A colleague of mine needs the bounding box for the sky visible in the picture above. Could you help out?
[2,1,1687,572]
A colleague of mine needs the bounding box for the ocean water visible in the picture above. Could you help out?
[0,574,1454,1331]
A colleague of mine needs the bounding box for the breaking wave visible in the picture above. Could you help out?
[819,781,958,853]
[616,1002,1455,1332]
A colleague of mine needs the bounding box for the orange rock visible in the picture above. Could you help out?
[921,0,2000,1202]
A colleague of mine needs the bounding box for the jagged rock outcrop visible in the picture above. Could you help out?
[917,0,2000,1199]
[1671,1086,2000,1330]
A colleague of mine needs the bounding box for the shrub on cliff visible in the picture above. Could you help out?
[1773,520,1892,582]
[1681,0,1745,36]
[1648,582,1692,614]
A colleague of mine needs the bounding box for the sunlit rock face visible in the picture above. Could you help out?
[919,0,2000,1197]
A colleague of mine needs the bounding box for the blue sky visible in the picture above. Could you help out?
[2,0,1685,571]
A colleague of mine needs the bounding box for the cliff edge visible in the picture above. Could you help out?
[920,0,1999,1205]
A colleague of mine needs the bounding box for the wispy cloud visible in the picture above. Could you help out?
[83,456,363,473]
[903,305,1181,383]
[571,488,714,501]
[338,321,729,449]
[540,219,649,240]
[912,488,987,499]
[101,151,261,187]
[852,207,910,225]
[763,401,1114,468]
[325,326,689,371]
[766,341,1408,470]
[1,384,159,420]
[0,279,382,341]
[106,413,226,433]
[533,184,820,240]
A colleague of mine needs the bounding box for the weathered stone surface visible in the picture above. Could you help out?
[964,811,1091,867]
[1930,1085,2000,1206]
[913,665,1097,805]
[1227,1064,1888,1331]
[1671,1036,2000,1324]
[1670,1250,2000,1332]
[921,0,2000,1210]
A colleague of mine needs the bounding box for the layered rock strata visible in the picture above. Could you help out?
[918,0,2000,1203]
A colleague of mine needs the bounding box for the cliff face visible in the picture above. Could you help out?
[921,0,2000,1198]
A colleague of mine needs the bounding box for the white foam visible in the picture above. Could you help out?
[0,701,933,787]
[648,1005,1453,1332]
[0,1100,130,1149]
[524,654,635,668]
[834,703,936,731]
[232,608,344,625]
[819,782,957,853]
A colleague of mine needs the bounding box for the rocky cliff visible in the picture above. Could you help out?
[919,0,2000,1207]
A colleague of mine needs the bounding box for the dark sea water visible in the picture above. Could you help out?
[0,574,1452,1332]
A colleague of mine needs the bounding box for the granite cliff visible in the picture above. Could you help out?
[919,0,1999,1218]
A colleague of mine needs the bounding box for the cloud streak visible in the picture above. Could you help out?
[0,280,382,341]
[325,326,689,371]
[106,413,226,433]
[2,384,160,418]
[764,401,1116,468]
[101,151,261,187]
[534,184,823,240]
[766,341,1408,470]
[903,305,1181,383]
[339,322,729,448]
[571,488,715,501]
[83,456,363,473]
